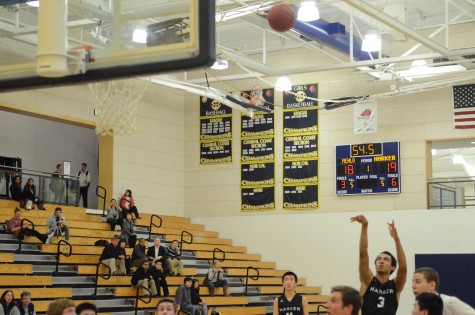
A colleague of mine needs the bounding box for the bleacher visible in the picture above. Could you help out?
[0,198,328,315]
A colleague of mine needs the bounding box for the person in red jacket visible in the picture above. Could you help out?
[120,189,140,219]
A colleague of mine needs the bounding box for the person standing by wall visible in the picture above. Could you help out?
[77,163,90,208]
[51,163,65,204]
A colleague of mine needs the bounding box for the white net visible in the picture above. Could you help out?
[89,78,149,136]
[250,84,265,106]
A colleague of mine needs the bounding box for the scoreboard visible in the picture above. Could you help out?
[336,141,400,195]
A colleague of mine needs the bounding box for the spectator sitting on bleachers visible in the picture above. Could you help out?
[45,207,70,245]
[191,279,208,315]
[75,302,97,315]
[46,298,75,315]
[7,208,48,244]
[11,291,35,315]
[132,238,150,268]
[106,199,122,231]
[0,290,15,315]
[131,260,158,297]
[120,189,140,220]
[165,240,183,276]
[121,213,137,248]
[175,277,201,315]
[22,178,45,210]
[204,260,228,297]
[9,176,23,202]
[99,235,126,275]
[119,239,133,275]
[146,237,167,267]
[150,260,169,297]
[156,298,176,315]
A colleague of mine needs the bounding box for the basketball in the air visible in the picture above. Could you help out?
[267,4,296,32]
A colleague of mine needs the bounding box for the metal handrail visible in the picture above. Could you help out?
[53,239,72,275]
[15,218,34,254]
[92,261,111,297]
[0,164,79,178]
[212,248,225,265]
[134,285,152,315]
[148,215,163,240]
[317,305,328,315]
[244,266,259,296]
[96,185,107,213]
[180,231,193,258]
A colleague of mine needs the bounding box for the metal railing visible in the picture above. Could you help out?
[244,266,260,296]
[212,248,225,265]
[317,305,328,315]
[427,177,475,209]
[96,185,107,213]
[148,215,163,240]
[134,285,152,315]
[92,261,111,297]
[16,218,34,254]
[180,231,193,258]
[0,166,80,206]
[53,239,72,275]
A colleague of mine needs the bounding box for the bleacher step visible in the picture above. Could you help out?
[15,253,56,264]
[53,276,94,287]
[93,298,135,312]
[110,311,149,315]
[33,264,76,274]
[73,287,115,298]
[0,243,40,253]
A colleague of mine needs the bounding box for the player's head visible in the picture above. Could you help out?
[75,302,97,315]
[156,298,176,315]
[281,271,298,291]
[326,286,361,315]
[412,293,443,315]
[375,251,397,275]
[412,267,439,295]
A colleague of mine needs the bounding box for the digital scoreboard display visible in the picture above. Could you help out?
[336,141,400,195]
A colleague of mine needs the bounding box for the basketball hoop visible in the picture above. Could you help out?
[250,84,266,107]
[89,78,149,136]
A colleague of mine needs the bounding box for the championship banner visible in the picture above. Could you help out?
[200,97,232,117]
[241,162,275,187]
[241,113,274,137]
[199,97,233,165]
[200,116,232,140]
[200,139,232,165]
[283,134,318,160]
[283,159,318,185]
[241,186,275,211]
[283,84,318,110]
[283,184,319,209]
[283,108,318,135]
[354,98,377,134]
[241,137,274,162]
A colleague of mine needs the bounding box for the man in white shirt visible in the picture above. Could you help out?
[412,267,475,315]
[78,163,91,208]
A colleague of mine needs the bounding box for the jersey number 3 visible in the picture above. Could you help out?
[377,297,385,308]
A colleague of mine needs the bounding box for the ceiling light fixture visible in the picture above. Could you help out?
[26,1,39,7]
[361,30,381,52]
[275,77,292,91]
[210,56,228,70]
[132,29,147,44]
[297,1,320,22]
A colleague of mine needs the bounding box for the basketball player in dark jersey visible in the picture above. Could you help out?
[273,271,308,315]
[350,215,407,315]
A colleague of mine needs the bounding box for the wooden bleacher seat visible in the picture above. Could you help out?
[195,252,261,261]
[182,243,246,253]
[0,264,33,274]
[245,278,306,286]
[136,296,248,308]
[0,211,102,223]
[41,244,132,255]
[308,303,329,314]
[0,253,14,263]
[226,268,288,277]
[219,261,276,269]
[165,234,233,246]
[77,265,197,276]
[306,295,330,303]
[0,215,109,231]
[258,286,321,294]
[115,286,229,297]
[215,306,267,315]
[10,288,73,299]
[60,254,99,264]
[151,227,218,238]
[0,275,52,287]
[98,276,205,286]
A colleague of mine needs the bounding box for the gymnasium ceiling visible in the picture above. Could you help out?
[0,0,474,179]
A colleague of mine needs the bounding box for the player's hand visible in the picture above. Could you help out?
[388,220,398,239]
[350,214,368,225]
